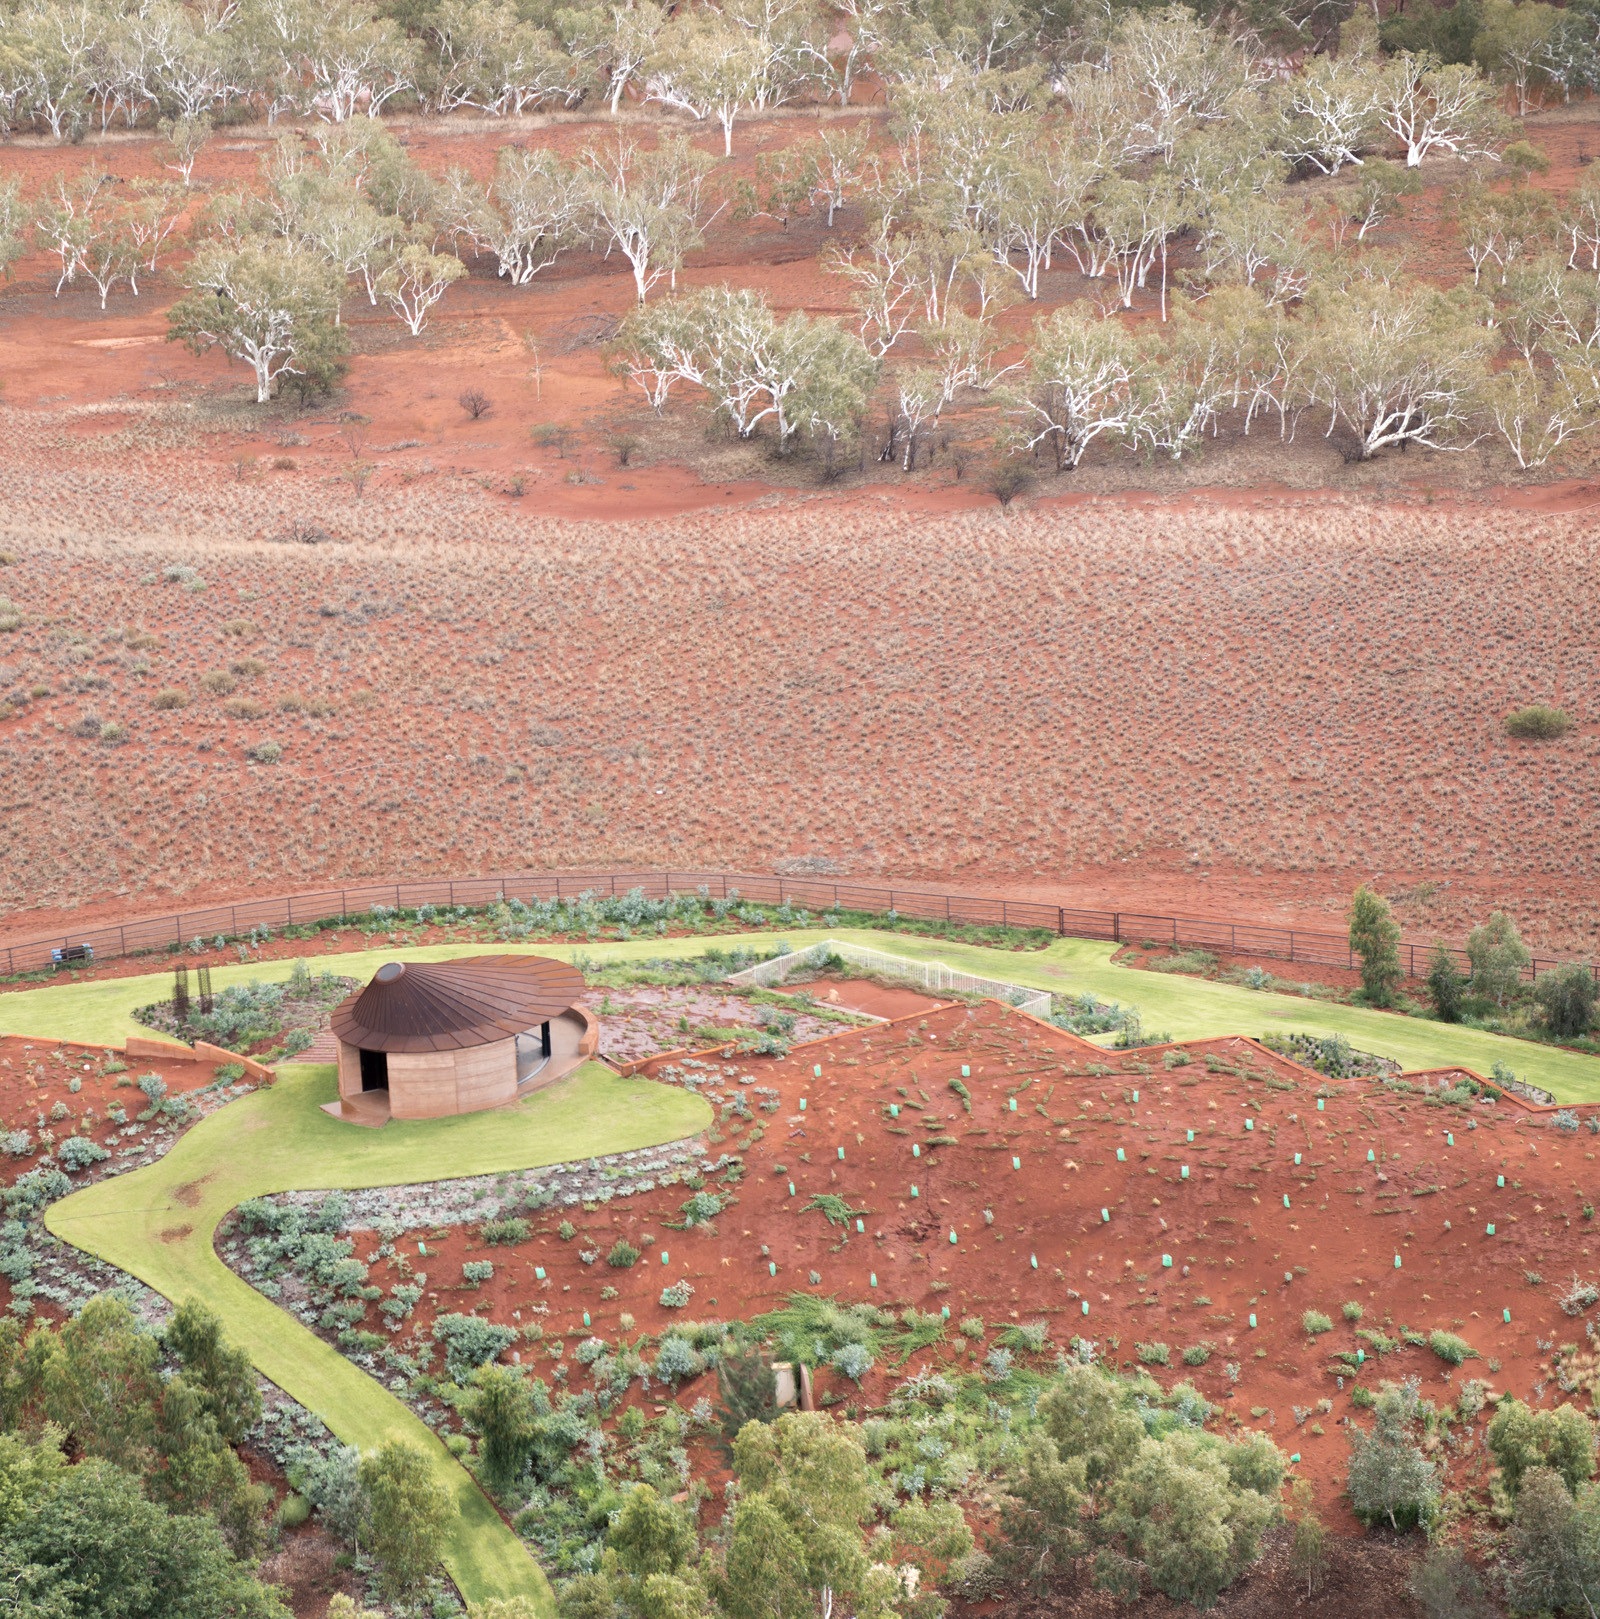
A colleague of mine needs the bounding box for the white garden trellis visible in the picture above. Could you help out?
[727,939,1052,1018]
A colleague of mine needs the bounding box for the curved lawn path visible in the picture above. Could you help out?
[45,1058,709,1614]
[7,930,1594,1100]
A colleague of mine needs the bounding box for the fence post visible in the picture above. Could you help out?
[1058,907,1065,937]
[1113,913,1121,943]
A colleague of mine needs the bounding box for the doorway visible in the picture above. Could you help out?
[359,1048,389,1091]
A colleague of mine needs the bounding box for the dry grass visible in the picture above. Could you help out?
[0,410,1595,948]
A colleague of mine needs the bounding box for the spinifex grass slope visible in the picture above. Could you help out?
[45,1058,710,1612]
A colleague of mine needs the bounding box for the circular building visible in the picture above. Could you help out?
[325,955,594,1125]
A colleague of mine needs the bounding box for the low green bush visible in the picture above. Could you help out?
[1429,1330,1476,1366]
[1302,1310,1333,1336]
[1504,704,1572,740]
[606,1239,640,1268]
[1136,1341,1170,1366]
[479,1217,530,1246]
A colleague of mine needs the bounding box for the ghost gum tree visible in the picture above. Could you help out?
[14,0,1600,469]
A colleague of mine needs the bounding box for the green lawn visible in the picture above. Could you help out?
[44,1059,709,1612]
[7,928,1599,1101]
[19,919,1600,1601]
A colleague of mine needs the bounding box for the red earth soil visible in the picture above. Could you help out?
[776,977,947,1020]
[3,107,1600,953]
[298,1000,1600,1539]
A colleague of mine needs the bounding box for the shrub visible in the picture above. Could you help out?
[1346,1385,1438,1530]
[200,670,237,695]
[1137,1341,1171,1366]
[557,1220,576,1241]
[278,1493,311,1528]
[2,1130,33,1158]
[1409,1545,1496,1619]
[479,1217,530,1246]
[831,1342,874,1382]
[245,740,282,764]
[660,1280,694,1308]
[606,1239,640,1268]
[1427,943,1467,1022]
[57,1136,109,1171]
[1505,704,1572,740]
[959,1316,985,1339]
[99,721,128,744]
[137,1072,167,1104]
[1342,1302,1364,1322]
[983,1346,1015,1381]
[462,1260,494,1287]
[224,696,267,719]
[1487,1398,1597,1500]
[1533,963,1599,1040]
[1559,1274,1600,1316]
[654,1336,704,1383]
[1429,1330,1476,1366]
[1301,1310,1334,1336]
[1182,1343,1212,1366]
[432,1313,517,1379]
[681,1189,723,1223]
[459,388,492,419]
[987,460,1034,511]
[151,687,189,710]
[1000,1320,1049,1353]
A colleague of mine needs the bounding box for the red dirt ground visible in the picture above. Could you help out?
[3,103,1599,998]
[306,1001,1600,1536]
[776,977,946,1020]
[0,1031,243,1173]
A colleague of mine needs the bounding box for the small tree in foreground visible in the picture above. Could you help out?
[1346,1381,1438,1531]
[1286,1477,1326,1596]
[360,1439,451,1596]
[1348,883,1403,1006]
[1486,1396,1597,1504]
[1503,1466,1600,1616]
[461,1363,535,1491]
[1408,1544,1498,1619]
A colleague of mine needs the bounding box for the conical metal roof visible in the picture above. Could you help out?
[330,955,586,1053]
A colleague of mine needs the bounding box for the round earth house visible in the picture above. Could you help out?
[324,955,596,1126]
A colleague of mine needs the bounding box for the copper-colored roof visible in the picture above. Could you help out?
[330,955,586,1053]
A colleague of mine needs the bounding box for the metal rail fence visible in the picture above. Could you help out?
[1,868,1591,986]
